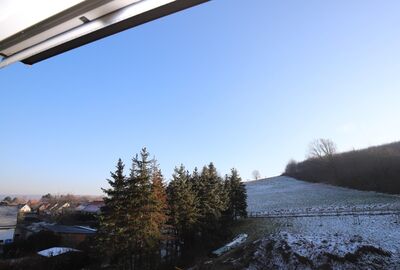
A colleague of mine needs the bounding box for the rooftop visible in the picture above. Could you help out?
[0,206,19,227]
[41,224,96,234]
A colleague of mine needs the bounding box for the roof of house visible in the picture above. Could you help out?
[77,201,104,213]
[0,0,209,67]
[41,224,96,234]
[19,204,31,211]
[75,204,87,211]
[0,206,19,227]
[82,204,102,213]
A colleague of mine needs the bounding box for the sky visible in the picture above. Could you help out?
[1,0,400,195]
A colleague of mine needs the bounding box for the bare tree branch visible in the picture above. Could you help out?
[307,139,337,159]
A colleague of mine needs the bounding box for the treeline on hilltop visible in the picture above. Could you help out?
[284,140,400,194]
[96,148,247,270]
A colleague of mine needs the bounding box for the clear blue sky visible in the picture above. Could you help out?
[1,0,400,195]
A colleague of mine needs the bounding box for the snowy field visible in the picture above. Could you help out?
[246,176,400,214]
[242,176,400,267]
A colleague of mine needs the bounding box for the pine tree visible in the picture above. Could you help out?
[226,168,248,220]
[97,149,170,269]
[188,167,203,221]
[197,163,228,240]
[125,148,162,268]
[149,162,168,241]
[145,160,169,268]
[189,167,201,197]
[167,164,199,248]
[97,159,129,265]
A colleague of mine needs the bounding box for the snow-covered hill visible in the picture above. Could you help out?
[246,176,400,212]
[192,176,400,269]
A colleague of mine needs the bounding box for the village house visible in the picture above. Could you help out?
[19,204,31,213]
[76,201,104,215]
[0,206,19,247]
[40,224,96,247]
[31,201,72,215]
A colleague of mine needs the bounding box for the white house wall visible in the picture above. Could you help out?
[0,228,15,245]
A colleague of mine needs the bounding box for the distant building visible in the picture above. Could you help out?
[0,206,19,245]
[32,202,71,215]
[19,204,31,213]
[76,201,104,215]
[55,202,70,213]
[20,221,50,239]
[41,224,96,247]
[37,203,51,213]
[74,203,87,212]
[48,203,60,212]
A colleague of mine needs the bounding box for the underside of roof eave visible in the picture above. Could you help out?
[20,0,209,65]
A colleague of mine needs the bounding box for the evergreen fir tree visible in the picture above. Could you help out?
[97,148,163,269]
[146,160,169,268]
[97,159,129,265]
[167,164,199,247]
[226,168,248,220]
[189,167,201,197]
[125,148,159,268]
[197,163,228,240]
[149,161,168,238]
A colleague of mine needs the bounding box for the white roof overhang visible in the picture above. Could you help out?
[0,0,209,68]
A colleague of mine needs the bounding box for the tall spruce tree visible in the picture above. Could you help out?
[97,159,129,265]
[98,150,169,269]
[149,161,169,245]
[226,168,248,220]
[189,167,201,196]
[125,148,165,268]
[197,163,228,240]
[167,164,199,247]
[145,160,169,268]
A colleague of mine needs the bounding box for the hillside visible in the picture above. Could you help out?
[193,176,400,269]
[246,176,400,212]
[284,141,400,194]
[245,176,400,253]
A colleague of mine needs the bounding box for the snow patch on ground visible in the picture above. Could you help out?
[244,232,395,269]
[38,247,80,257]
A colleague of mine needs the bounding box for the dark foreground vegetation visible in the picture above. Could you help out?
[285,140,400,194]
[0,230,92,270]
[0,252,89,270]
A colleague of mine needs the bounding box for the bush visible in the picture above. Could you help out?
[0,252,89,270]
[284,141,400,194]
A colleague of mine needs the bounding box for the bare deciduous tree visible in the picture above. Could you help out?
[252,170,261,180]
[307,138,337,159]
